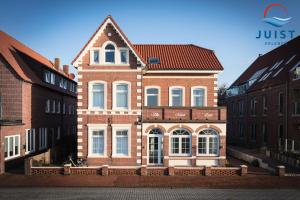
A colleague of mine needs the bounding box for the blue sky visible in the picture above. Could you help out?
[0,0,299,86]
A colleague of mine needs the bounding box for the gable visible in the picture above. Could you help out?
[72,15,146,67]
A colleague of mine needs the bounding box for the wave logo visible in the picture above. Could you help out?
[263,3,292,27]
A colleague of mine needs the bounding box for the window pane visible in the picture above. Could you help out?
[121,50,127,63]
[4,138,8,158]
[94,50,99,63]
[147,96,158,107]
[116,130,128,155]
[172,89,182,106]
[209,137,218,155]
[147,88,158,95]
[92,84,104,108]
[181,138,190,154]
[15,136,19,155]
[193,89,204,107]
[171,138,179,154]
[9,137,13,156]
[106,52,115,63]
[116,84,128,108]
[198,137,207,154]
[92,131,104,154]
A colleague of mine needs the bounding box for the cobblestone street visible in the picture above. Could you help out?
[0,188,299,200]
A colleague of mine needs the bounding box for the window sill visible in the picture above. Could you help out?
[88,155,107,158]
[196,154,219,157]
[112,155,131,158]
[89,63,130,67]
[169,154,191,157]
[4,154,20,161]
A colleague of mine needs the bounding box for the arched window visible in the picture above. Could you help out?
[105,44,115,63]
[149,128,162,135]
[198,129,219,156]
[170,128,191,155]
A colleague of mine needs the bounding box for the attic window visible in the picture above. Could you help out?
[149,57,160,64]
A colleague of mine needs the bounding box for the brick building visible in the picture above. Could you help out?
[226,36,300,155]
[73,16,226,168]
[0,31,77,174]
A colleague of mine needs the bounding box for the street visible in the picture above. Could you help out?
[0,188,299,200]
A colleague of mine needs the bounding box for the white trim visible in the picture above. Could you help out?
[191,86,207,107]
[144,86,161,106]
[88,124,107,158]
[88,80,107,111]
[119,47,129,64]
[112,124,132,158]
[73,18,145,67]
[146,70,222,74]
[25,129,35,154]
[79,69,142,72]
[196,128,220,157]
[89,47,101,65]
[102,41,117,64]
[169,129,192,157]
[4,134,21,161]
[169,86,185,107]
[143,76,215,79]
[112,80,131,111]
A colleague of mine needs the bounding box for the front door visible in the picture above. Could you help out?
[148,135,163,165]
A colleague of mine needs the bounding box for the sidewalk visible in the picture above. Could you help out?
[0,174,299,188]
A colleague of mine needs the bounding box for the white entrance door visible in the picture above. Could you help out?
[148,135,163,165]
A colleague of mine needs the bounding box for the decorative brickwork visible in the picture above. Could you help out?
[70,168,99,175]
[174,168,205,176]
[147,168,168,176]
[108,168,139,176]
[211,167,240,176]
[31,167,64,176]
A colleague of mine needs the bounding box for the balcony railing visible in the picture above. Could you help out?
[142,107,227,123]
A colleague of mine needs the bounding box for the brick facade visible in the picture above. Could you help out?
[74,16,226,169]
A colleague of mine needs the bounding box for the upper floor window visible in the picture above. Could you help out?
[262,95,267,115]
[44,70,50,83]
[59,78,64,88]
[105,44,115,63]
[94,49,100,64]
[113,81,130,110]
[250,97,257,115]
[149,57,160,64]
[88,81,106,110]
[238,100,244,116]
[191,87,205,107]
[250,124,257,141]
[50,73,55,85]
[45,99,50,113]
[120,48,129,64]
[169,87,184,107]
[279,92,284,114]
[293,102,300,115]
[145,87,159,107]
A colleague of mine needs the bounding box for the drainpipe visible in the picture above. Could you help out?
[285,80,288,152]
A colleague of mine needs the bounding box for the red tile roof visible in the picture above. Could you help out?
[134,44,223,71]
[230,36,300,92]
[0,31,74,82]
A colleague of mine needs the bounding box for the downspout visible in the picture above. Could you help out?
[285,80,289,152]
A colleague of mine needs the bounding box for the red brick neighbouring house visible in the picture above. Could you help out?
[0,31,77,174]
[226,36,300,155]
[73,16,226,168]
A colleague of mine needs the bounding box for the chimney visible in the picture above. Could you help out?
[69,73,75,80]
[63,65,69,74]
[54,58,60,70]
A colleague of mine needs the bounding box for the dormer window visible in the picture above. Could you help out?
[149,57,160,64]
[105,44,115,63]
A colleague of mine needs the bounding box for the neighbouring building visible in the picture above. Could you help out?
[73,16,226,168]
[0,31,77,174]
[226,36,300,156]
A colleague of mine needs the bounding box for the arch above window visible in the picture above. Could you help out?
[105,44,115,50]
[149,128,163,135]
[103,42,116,63]
[199,128,218,135]
[172,128,190,135]
[170,128,191,156]
[198,128,219,156]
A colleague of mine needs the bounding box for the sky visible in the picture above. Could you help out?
[0,0,299,86]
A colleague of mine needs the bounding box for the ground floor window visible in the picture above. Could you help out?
[4,135,20,160]
[148,128,163,165]
[112,125,131,157]
[88,125,107,157]
[39,128,47,150]
[170,129,191,156]
[198,129,219,156]
[25,129,35,154]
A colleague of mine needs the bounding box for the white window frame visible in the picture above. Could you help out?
[39,128,47,150]
[112,81,131,111]
[169,86,185,107]
[119,47,129,64]
[44,70,50,83]
[144,86,160,106]
[88,81,107,110]
[50,73,55,85]
[169,129,191,156]
[25,129,35,154]
[196,129,219,156]
[87,124,107,157]
[89,47,101,65]
[4,134,21,160]
[112,124,131,158]
[191,86,207,107]
[103,42,117,64]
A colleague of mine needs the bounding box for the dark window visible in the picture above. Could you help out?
[238,100,244,115]
[279,93,284,114]
[262,95,267,115]
[262,123,267,144]
[148,57,160,64]
[293,102,300,115]
[278,124,284,147]
[250,97,257,115]
[250,124,257,141]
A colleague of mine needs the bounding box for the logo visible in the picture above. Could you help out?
[263,3,292,27]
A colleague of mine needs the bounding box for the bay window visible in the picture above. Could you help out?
[4,135,20,160]
[170,129,191,156]
[198,129,219,156]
